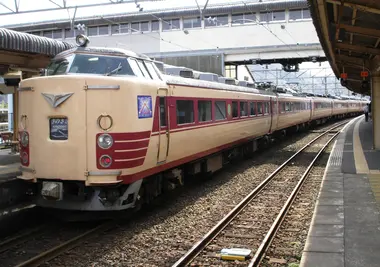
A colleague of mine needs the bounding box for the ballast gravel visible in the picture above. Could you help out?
[44,123,342,267]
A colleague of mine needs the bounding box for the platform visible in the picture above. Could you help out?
[0,149,20,182]
[300,116,380,267]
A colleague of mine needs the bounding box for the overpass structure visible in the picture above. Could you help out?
[0,0,332,143]
[2,0,325,75]
[308,0,380,149]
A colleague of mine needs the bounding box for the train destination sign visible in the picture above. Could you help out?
[50,118,68,140]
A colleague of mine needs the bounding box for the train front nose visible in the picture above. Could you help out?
[18,76,87,183]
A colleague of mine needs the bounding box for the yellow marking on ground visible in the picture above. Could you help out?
[353,117,370,174]
[368,174,380,205]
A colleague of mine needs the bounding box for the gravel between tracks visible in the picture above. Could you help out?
[261,141,333,267]
[43,122,346,267]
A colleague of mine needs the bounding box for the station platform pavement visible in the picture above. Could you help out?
[300,115,380,267]
[0,149,20,182]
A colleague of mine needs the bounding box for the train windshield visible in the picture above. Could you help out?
[46,54,135,76]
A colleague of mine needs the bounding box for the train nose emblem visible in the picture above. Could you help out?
[41,92,74,108]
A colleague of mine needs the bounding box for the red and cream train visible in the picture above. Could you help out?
[17,35,366,212]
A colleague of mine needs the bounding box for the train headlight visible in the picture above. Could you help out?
[97,134,113,149]
[75,34,90,47]
[99,155,112,168]
[20,131,29,147]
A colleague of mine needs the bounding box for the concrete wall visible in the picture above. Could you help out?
[154,54,224,75]
[64,20,319,56]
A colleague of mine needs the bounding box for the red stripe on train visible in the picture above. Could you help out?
[96,131,151,169]
[113,140,149,150]
[113,149,147,160]
[118,134,258,184]
[108,131,151,140]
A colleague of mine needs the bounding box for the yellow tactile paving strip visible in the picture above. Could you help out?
[353,117,370,174]
[351,117,380,204]
[369,174,380,204]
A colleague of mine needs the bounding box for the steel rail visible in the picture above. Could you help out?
[248,129,341,267]
[0,225,46,254]
[172,119,349,267]
[15,221,113,267]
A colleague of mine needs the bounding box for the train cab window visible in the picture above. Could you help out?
[280,102,286,113]
[257,102,263,115]
[136,60,152,79]
[129,59,144,77]
[250,102,256,116]
[159,97,166,127]
[215,101,227,120]
[198,100,212,122]
[264,102,269,114]
[240,101,248,117]
[67,54,134,76]
[176,100,194,124]
[232,101,239,118]
[47,55,73,75]
[145,61,162,80]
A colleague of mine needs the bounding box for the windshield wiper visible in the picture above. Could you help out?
[105,63,122,76]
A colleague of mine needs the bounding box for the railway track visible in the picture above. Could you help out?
[0,220,113,267]
[172,120,348,267]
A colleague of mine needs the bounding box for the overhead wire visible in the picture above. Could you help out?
[242,0,307,58]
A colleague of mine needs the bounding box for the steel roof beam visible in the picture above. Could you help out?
[338,23,380,39]
[326,0,380,15]
[0,0,164,16]
[336,54,367,66]
[336,42,380,55]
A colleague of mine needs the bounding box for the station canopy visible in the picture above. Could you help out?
[308,0,380,95]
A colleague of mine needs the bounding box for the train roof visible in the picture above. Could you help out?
[53,46,151,61]
[49,41,369,102]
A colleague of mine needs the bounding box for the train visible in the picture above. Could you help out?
[16,34,366,212]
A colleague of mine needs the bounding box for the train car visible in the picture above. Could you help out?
[311,96,333,123]
[16,35,363,213]
[332,98,348,117]
[274,93,312,132]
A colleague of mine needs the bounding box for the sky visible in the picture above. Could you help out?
[0,0,243,26]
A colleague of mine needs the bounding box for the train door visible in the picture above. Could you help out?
[157,88,169,164]
[309,99,313,120]
[269,97,278,133]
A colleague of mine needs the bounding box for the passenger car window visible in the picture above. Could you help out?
[176,100,194,124]
[232,101,239,118]
[257,102,263,114]
[215,101,226,120]
[198,100,212,122]
[240,102,248,117]
[250,102,256,116]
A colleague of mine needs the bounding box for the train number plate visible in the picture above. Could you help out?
[50,118,68,140]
